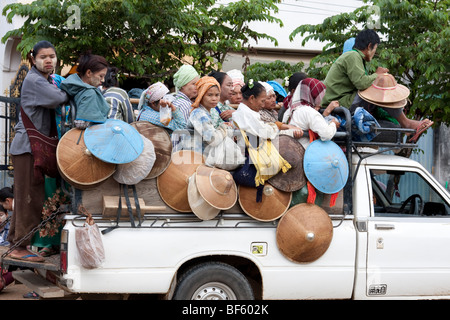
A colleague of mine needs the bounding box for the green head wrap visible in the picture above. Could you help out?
[173,65,199,90]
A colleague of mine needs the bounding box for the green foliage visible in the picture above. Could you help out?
[244,60,304,84]
[2,0,282,82]
[289,0,449,124]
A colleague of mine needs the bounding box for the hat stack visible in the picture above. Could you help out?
[358,73,410,109]
[157,150,205,212]
[188,165,238,220]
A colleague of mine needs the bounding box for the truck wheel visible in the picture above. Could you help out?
[173,261,254,300]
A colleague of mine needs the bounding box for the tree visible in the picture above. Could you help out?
[2,0,282,83]
[244,60,304,83]
[289,0,449,124]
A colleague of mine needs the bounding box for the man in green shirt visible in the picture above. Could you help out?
[322,29,432,141]
[322,29,388,109]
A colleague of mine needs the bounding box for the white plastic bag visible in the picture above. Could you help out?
[205,136,245,170]
[75,214,106,269]
[113,134,156,185]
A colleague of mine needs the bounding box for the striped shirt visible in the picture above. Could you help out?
[172,91,192,123]
[103,87,136,124]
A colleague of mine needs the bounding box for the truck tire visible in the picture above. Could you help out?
[173,261,254,300]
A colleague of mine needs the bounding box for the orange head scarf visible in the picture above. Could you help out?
[191,76,221,110]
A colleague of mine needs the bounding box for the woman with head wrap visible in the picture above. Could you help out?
[282,78,340,148]
[187,76,234,157]
[172,65,200,123]
[227,69,245,105]
[208,70,235,128]
[136,82,186,133]
[259,82,303,138]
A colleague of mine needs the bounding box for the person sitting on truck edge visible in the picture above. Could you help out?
[102,66,135,124]
[172,64,200,123]
[208,70,235,128]
[259,81,303,139]
[187,76,234,155]
[136,81,186,134]
[278,72,308,121]
[321,29,433,141]
[282,78,340,149]
[60,52,110,129]
[227,69,245,106]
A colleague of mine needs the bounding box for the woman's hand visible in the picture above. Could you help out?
[160,99,176,112]
[323,100,340,117]
[284,124,303,138]
[220,109,235,121]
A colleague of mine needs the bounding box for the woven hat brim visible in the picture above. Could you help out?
[358,92,407,109]
[358,83,410,104]
[188,173,220,220]
[196,165,237,210]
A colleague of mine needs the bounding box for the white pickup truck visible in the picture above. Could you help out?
[3,109,449,301]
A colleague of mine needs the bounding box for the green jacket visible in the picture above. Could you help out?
[60,74,110,123]
[322,49,378,108]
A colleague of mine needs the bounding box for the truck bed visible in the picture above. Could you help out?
[0,246,60,271]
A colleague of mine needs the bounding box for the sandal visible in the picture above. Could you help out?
[39,247,57,257]
[408,119,434,143]
[23,291,39,299]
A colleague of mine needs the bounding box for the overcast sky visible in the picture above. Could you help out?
[218,0,366,51]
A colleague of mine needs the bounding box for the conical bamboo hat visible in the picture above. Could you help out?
[157,150,204,212]
[57,128,116,190]
[276,203,333,263]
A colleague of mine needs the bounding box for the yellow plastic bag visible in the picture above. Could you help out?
[239,129,291,186]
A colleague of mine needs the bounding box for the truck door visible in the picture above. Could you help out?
[366,166,450,298]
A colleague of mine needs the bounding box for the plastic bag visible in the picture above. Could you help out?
[205,136,245,170]
[113,134,156,185]
[159,101,172,126]
[75,213,105,269]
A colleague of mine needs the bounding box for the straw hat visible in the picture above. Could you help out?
[358,73,410,106]
[57,128,116,190]
[357,93,407,109]
[131,121,172,178]
[276,203,333,263]
[268,135,306,192]
[187,173,221,220]
[238,184,291,221]
[84,119,144,164]
[157,150,205,212]
[195,165,237,210]
[113,134,156,185]
[303,140,349,194]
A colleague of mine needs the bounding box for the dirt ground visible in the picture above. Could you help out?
[0,282,33,300]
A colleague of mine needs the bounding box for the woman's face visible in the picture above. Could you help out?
[263,91,277,110]
[84,67,108,87]
[180,77,200,100]
[220,75,233,102]
[32,48,57,76]
[201,86,221,110]
[0,198,13,211]
[246,90,267,112]
[229,84,243,104]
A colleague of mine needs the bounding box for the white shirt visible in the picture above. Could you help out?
[231,103,278,140]
[282,105,336,149]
